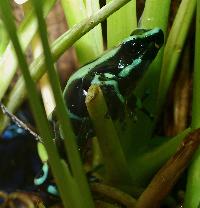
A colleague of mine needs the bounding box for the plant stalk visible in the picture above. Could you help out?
[86,85,132,186]
[0,1,77,207]
[184,1,200,206]
[0,0,57,100]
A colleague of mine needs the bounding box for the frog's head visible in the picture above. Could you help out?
[119,28,164,62]
[131,28,163,47]
[116,28,164,95]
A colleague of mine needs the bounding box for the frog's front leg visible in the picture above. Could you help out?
[91,73,125,121]
[126,92,154,120]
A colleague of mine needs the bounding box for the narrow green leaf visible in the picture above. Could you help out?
[139,0,170,33]
[107,0,137,48]
[130,128,191,186]
[0,1,76,207]
[0,0,57,100]
[184,1,200,206]
[157,0,196,116]
[61,0,103,64]
[31,0,94,207]
[0,19,9,56]
[85,0,103,56]
[86,85,132,186]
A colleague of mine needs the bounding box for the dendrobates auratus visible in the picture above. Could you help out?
[0,28,164,197]
[64,27,164,144]
[35,28,164,196]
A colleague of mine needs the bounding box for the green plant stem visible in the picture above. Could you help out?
[23,1,55,115]
[53,0,131,57]
[86,85,132,186]
[32,33,55,115]
[191,7,200,130]
[0,19,8,56]
[156,0,196,116]
[61,0,103,64]
[0,0,56,101]
[31,0,94,207]
[184,1,200,207]
[85,0,103,55]
[130,128,191,186]
[138,0,170,107]
[139,0,170,32]
[106,0,137,48]
[0,0,133,133]
[0,2,77,208]
[23,2,54,172]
